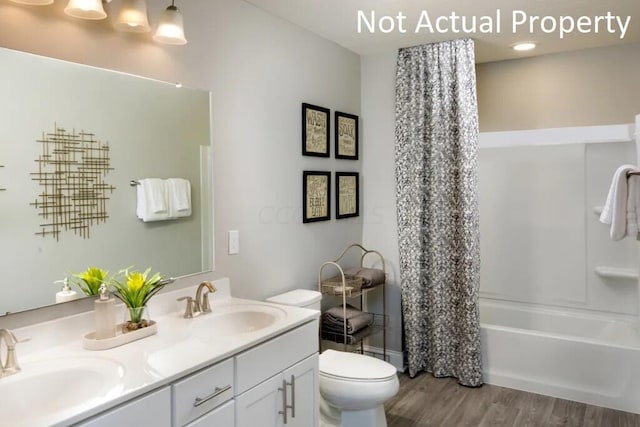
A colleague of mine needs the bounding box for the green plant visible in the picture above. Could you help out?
[111,267,165,323]
[71,267,108,296]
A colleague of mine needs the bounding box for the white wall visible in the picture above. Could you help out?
[0,1,361,310]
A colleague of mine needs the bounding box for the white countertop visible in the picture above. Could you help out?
[2,277,319,427]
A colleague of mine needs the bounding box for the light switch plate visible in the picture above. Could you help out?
[228,230,240,255]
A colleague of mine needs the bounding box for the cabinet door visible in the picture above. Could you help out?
[76,387,171,427]
[283,354,319,427]
[235,374,283,427]
[185,400,234,427]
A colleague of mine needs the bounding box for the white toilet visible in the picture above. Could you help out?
[267,290,400,427]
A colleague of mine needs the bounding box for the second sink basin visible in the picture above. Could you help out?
[188,303,287,340]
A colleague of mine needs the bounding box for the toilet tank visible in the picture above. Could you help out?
[266,289,322,311]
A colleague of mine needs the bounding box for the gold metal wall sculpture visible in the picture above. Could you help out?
[31,124,115,240]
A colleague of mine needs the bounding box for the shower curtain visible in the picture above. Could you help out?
[395,38,482,387]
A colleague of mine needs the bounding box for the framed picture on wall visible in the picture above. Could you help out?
[302,103,330,157]
[303,171,331,223]
[335,111,358,160]
[335,172,359,219]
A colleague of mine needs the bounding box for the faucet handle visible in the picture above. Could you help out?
[177,296,197,319]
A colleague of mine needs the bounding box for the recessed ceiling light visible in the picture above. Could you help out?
[512,42,537,52]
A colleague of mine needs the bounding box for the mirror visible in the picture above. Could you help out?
[0,47,214,315]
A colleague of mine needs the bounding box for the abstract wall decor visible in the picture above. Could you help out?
[31,124,115,240]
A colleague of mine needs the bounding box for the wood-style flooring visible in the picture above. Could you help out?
[384,372,640,426]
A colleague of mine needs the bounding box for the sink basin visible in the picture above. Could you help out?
[0,356,125,424]
[189,303,287,340]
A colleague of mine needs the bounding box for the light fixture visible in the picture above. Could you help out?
[153,0,188,45]
[114,0,151,33]
[512,42,537,52]
[64,0,107,20]
[10,0,54,5]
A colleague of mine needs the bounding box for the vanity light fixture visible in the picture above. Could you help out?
[512,42,537,52]
[10,0,54,5]
[114,0,151,33]
[64,0,107,20]
[153,0,188,45]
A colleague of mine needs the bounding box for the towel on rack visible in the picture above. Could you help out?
[342,267,385,289]
[322,304,373,335]
[137,178,170,222]
[166,178,192,218]
[600,164,640,240]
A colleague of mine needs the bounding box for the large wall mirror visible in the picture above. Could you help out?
[0,47,214,315]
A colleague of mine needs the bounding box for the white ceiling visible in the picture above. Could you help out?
[243,0,640,62]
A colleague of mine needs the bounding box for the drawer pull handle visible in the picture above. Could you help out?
[193,384,232,407]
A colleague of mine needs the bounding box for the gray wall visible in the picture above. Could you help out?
[477,43,640,132]
[0,0,362,312]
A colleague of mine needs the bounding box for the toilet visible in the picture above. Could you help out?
[267,290,400,427]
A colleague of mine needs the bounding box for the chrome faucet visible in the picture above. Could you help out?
[0,329,22,378]
[177,281,217,319]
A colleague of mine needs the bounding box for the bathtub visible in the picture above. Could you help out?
[480,298,640,414]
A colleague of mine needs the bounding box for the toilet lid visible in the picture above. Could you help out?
[319,349,396,381]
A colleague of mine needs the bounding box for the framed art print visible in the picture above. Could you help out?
[335,172,359,219]
[302,103,330,157]
[335,111,358,160]
[303,171,331,223]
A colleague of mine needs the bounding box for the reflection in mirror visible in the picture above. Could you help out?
[0,47,213,315]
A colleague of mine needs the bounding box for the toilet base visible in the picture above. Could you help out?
[320,397,388,427]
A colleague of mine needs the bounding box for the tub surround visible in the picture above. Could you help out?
[2,277,320,426]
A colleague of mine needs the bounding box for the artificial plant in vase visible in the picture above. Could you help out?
[111,267,166,332]
[71,266,109,296]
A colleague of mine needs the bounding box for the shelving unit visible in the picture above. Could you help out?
[318,243,387,361]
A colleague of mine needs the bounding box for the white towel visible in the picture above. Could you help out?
[137,178,169,222]
[166,178,192,218]
[600,164,640,240]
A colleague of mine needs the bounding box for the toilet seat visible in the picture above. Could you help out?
[319,349,396,382]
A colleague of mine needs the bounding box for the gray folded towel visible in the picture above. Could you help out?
[322,304,373,334]
[343,267,385,288]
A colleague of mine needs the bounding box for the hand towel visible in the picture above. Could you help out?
[166,178,192,218]
[137,178,169,222]
[600,165,640,240]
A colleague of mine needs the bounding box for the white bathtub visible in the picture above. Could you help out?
[480,298,640,414]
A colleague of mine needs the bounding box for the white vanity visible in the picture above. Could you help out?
[1,277,320,427]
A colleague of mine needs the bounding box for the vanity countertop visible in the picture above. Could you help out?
[1,277,319,427]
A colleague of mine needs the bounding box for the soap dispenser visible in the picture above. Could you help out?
[54,277,78,304]
[95,283,116,340]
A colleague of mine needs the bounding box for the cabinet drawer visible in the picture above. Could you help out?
[173,358,234,426]
[235,320,318,394]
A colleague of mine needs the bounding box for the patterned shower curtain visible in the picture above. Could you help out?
[394,38,482,387]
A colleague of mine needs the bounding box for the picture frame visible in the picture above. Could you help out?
[303,171,331,223]
[335,172,359,219]
[302,103,330,157]
[335,111,358,160]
